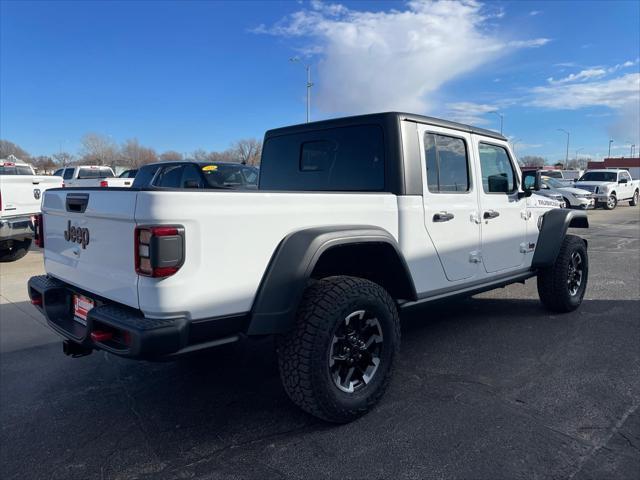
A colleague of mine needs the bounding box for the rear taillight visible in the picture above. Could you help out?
[135,225,184,278]
[100,180,108,187]
[34,214,44,248]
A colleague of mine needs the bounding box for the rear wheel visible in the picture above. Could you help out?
[605,194,617,210]
[277,276,400,423]
[0,238,32,263]
[563,197,571,209]
[537,234,588,313]
[630,190,639,206]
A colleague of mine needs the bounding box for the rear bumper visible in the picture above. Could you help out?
[27,275,247,359]
[0,215,34,241]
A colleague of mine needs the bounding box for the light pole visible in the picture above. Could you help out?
[289,57,313,123]
[557,128,570,168]
[492,111,503,135]
[608,139,614,158]
[575,148,583,161]
[631,144,635,158]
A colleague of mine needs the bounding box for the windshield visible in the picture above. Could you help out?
[78,167,115,179]
[0,164,33,175]
[543,177,565,188]
[579,171,617,182]
[119,169,137,178]
[201,164,247,188]
[542,171,562,179]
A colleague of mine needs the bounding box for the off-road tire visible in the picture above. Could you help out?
[604,194,617,210]
[537,234,588,313]
[563,197,571,209]
[630,190,639,206]
[277,276,400,423]
[0,238,32,263]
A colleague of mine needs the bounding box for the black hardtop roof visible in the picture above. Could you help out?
[141,160,257,168]
[265,111,507,141]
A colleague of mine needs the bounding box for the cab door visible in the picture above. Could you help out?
[473,138,527,273]
[418,125,481,281]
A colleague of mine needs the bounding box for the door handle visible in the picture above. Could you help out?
[433,212,454,222]
[483,210,500,220]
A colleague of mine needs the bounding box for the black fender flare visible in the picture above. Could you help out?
[531,209,588,268]
[247,225,416,335]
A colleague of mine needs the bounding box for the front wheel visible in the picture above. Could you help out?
[537,234,588,313]
[630,190,639,206]
[0,238,32,263]
[605,194,617,210]
[277,276,400,423]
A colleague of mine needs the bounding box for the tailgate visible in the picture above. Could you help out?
[42,189,140,308]
[0,175,47,216]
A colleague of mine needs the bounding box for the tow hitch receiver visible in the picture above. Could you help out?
[62,340,92,358]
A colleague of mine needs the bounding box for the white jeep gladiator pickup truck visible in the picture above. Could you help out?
[29,112,588,422]
[53,165,133,188]
[574,169,640,210]
[0,159,62,261]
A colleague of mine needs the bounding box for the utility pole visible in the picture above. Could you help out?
[557,129,570,168]
[608,139,614,158]
[631,144,635,158]
[289,57,313,123]
[492,111,503,135]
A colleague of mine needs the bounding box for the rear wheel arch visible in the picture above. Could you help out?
[248,226,416,335]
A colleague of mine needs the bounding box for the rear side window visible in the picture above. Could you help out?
[78,167,114,179]
[154,165,184,188]
[53,169,64,176]
[132,165,161,187]
[63,169,74,180]
[424,133,470,193]
[478,143,517,194]
[260,125,384,191]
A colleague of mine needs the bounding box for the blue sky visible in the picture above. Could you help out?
[1,0,639,162]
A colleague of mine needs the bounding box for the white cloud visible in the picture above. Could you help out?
[547,68,607,84]
[255,0,550,114]
[445,102,497,125]
[529,10,541,16]
[531,73,640,109]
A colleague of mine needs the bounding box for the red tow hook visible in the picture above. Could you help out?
[90,331,113,343]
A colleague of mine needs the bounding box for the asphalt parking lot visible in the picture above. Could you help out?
[1,206,639,480]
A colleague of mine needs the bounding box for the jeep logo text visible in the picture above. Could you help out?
[64,220,90,249]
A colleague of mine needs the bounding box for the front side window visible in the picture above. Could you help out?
[478,143,517,194]
[53,169,64,177]
[621,171,632,182]
[424,133,470,193]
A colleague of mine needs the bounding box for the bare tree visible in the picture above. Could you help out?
[32,156,57,173]
[206,149,236,163]
[53,151,75,166]
[80,133,118,165]
[191,149,209,162]
[0,140,30,160]
[520,155,546,168]
[121,138,158,168]
[159,150,183,162]
[231,138,262,165]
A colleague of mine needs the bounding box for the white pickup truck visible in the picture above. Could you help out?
[0,159,62,261]
[574,169,640,210]
[53,165,134,188]
[29,112,588,422]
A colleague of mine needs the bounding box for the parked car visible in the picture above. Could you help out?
[0,159,62,261]
[53,166,133,188]
[29,112,588,423]
[132,162,259,189]
[574,169,640,210]
[540,176,595,209]
[538,170,574,186]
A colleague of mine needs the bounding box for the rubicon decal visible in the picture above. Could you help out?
[64,220,90,249]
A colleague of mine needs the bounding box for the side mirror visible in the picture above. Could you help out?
[619,178,628,184]
[521,170,541,197]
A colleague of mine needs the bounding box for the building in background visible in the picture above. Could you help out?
[587,158,640,179]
